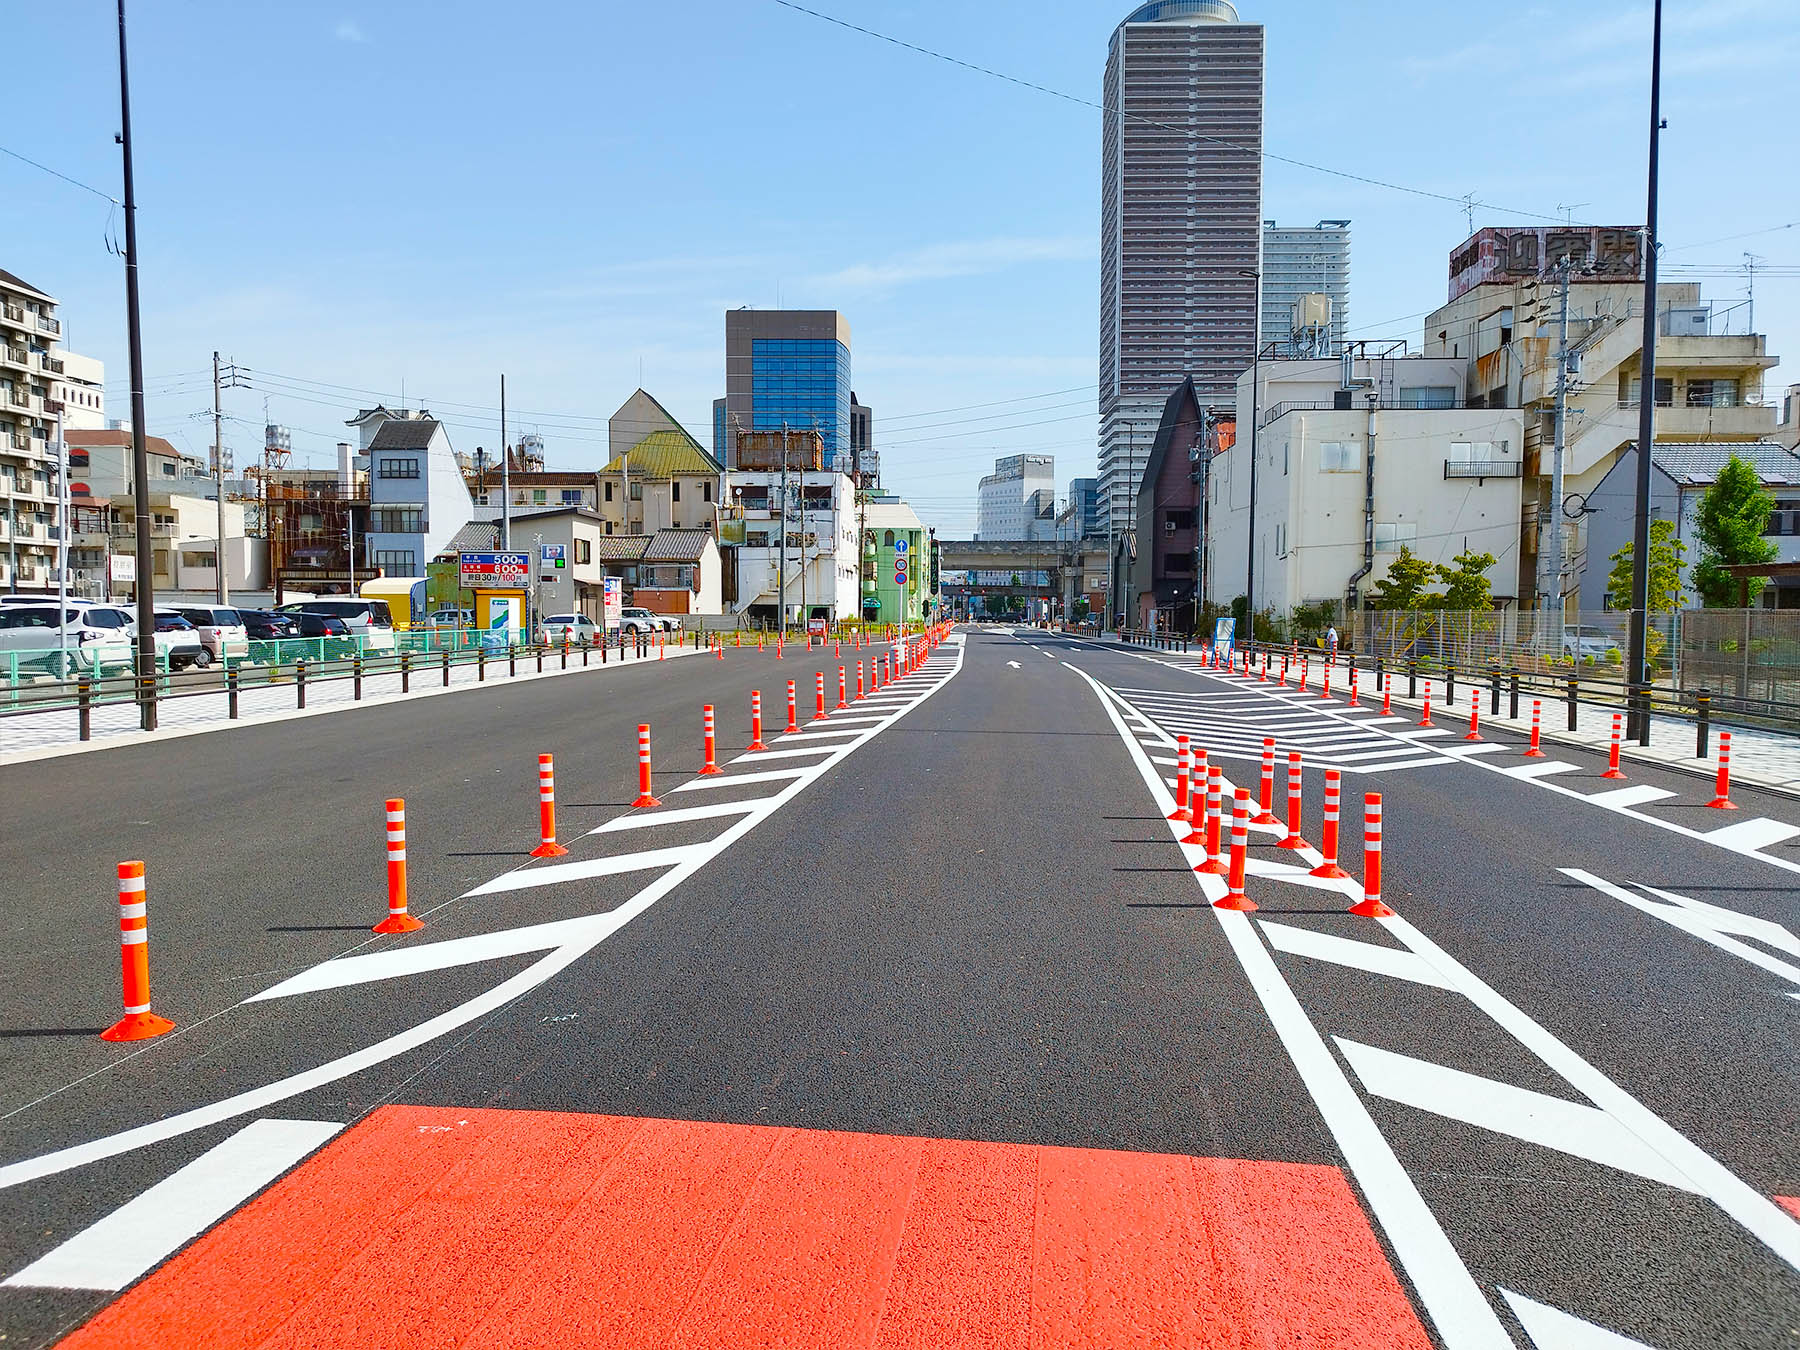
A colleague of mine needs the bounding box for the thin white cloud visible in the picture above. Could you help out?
[814,236,1091,291]
[334,19,368,44]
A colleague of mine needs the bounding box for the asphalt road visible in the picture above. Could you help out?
[0,626,1794,1349]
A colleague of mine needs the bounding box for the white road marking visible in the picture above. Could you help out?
[1701,816,1800,852]
[1500,1289,1661,1349]
[1007,660,1021,669]
[673,767,812,793]
[1259,920,1455,989]
[0,640,968,1194]
[462,843,706,895]
[3,1119,341,1290]
[1503,760,1580,780]
[590,801,757,833]
[728,745,839,763]
[1335,1039,1701,1193]
[1562,871,1800,991]
[1582,785,1677,809]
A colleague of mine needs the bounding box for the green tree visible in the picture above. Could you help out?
[1370,546,1442,609]
[1691,454,1777,606]
[1436,549,1497,611]
[1606,517,1686,614]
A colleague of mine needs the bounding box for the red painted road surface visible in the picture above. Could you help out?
[58,1106,1430,1348]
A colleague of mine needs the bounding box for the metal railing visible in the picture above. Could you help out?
[1444,460,1522,479]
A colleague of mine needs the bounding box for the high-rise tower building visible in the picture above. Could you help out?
[719,309,853,472]
[1098,0,1264,537]
[1262,219,1350,351]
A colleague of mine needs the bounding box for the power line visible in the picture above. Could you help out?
[0,143,120,204]
[769,0,1577,225]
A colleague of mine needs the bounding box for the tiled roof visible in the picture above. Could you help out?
[645,529,714,562]
[65,428,182,458]
[0,267,52,300]
[368,418,443,451]
[442,520,500,554]
[603,428,722,479]
[592,535,651,561]
[1651,441,1800,486]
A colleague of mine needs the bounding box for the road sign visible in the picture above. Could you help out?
[460,551,530,590]
[540,544,566,568]
[1213,616,1236,661]
[893,538,908,554]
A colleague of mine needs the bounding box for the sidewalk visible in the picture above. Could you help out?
[0,643,709,764]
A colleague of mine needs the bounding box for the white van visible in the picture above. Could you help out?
[279,598,396,650]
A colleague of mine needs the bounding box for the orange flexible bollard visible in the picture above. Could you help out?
[1215,789,1257,912]
[632,725,662,808]
[373,800,424,934]
[531,754,571,857]
[1348,793,1395,917]
[100,861,176,1040]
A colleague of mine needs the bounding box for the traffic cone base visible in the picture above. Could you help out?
[100,1010,175,1042]
[1347,897,1395,918]
[1308,861,1351,880]
[1277,830,1310,851]
[632,792,663,809]
[1522,744,1547,758]
[1601,765,1627,780]
[531,840,571,857]
[1213,892,1258,912]
[1194,857,1228,876]
[1251,808,1279,827]
[1706,794,1738,810]
[373,911,425,934]
[699,763,724,776]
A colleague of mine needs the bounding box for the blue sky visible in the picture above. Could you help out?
[4,0,1796,536]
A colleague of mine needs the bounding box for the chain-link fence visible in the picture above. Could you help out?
[1678,610,1800,720]
[1342,610,1684,678]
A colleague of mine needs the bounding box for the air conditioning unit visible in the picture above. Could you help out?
[1662,307,1709,337]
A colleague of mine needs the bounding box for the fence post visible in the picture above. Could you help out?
[353,654,363,701]
[1407,660,1417,699]
[478,646,487,682]
[1490,668,1501,717]
[1633,684,1651,747]
[1695,689,1711,758]
[442,647,451,687]
[400,649,411,693]
[1447,660,1457,706]
[78,677,93,741]
[1375,657,1384,692]
[296,658,307,709]
[1566,675,1578,731]
[509,641,517,676]
[1508,669,1519,721]
[226,667,239,720]
[536,643,544,673]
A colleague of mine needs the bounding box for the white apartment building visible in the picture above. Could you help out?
[0,267,65,592]
[1424,226,1779,610]
[726,468,858,622]
[53,350,105,430]
[1262,220,1350,352]
[975,454,1056,541]
[1204,355,1525,617]
[1098,0,1264,537]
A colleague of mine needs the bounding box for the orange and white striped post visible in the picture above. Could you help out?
[1169,736,1192,823]
[1382,683,1392,716]
[1321,663,1332,700]
[373,800,424,934]
[1194,764,1227,874]
[1253,737,1279,825]
[1602,713,1627,780]
[1348,665,1359,706]
[1464,689,1482,741]
[632,724,662,808]
[856,660,865,700]
[1523,699,1546,757]
[700,705,723,776]
[785,679,800,733]
[1309,769,1350,879]
[1348,793,1395,917]
[1182,749,1208,845]
[836,666,850,710]
[1420,680,1434,728]
[748,691,769,752]
[1706,731,1738,809]
[531,754,571,857]
[1215,788,1257,912]
[1277,750,1307,850]
[813,670,829,721]
[100,861,175,1041]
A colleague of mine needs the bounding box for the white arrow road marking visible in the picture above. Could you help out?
[1335,1039,1702,1193]
[1701,816,1800,852]
[1007,660,1021,669]
[1259,921,1455,989]
[3,1119,341,1290]
[461,843,706,895]
[674,767,812,793]
[1500,1289,1662,1349]
[1563,870,1800,990]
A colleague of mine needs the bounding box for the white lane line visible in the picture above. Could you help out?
[1335,1039,1701,1194]
[673,767,811,793]
[1440,743,1507,757]
[0,638,968,1193]
[1504,760,1580,780]
[1500,1289,1661,1349]
[1563,871,1800,992]
[1395,727,1453,740]
[780,725,870,740]
[589,801,757,833]
[461,843,705,896]
[1355,757,1462,774]
[1581,784,1677,809]
[3,1119,342,1290]
[1701,816,1800,852]
[1065,659,1515,1350]
[729,745,839,763]
[1259,921,1454,990]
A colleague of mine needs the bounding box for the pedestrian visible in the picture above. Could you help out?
[1325,624,1339,660]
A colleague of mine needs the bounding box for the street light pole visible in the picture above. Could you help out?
[1240,269,1262,639]
[116,0,155,730]
[1626,0,1664,740]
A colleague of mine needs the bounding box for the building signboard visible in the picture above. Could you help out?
[459,551,530,590]
[601,577,622,630]
[1448,226,1644,301]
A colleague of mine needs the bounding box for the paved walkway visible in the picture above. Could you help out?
[0,644,708,764]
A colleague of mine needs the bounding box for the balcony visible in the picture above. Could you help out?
[8,432,27,451]
[36,315,59,335]
[111,522,177,539]
[1444,460,1523,480]
[1,304,22,325]
[7,389,29,408]
[41,356,63,375]
[1616,402,1776,441]
[1,346,27,370]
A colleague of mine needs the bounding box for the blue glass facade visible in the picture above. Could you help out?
[749,338,851,470]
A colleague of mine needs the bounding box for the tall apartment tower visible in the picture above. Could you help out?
[718,309,853,473]
[1262,219,1350,351]
[1098,0,1263,537]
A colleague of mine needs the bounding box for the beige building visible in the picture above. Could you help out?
[1423,229,1778,609]
[81,491,264,597]
[510,506,724,618]
[1205,353,1525,617]
[599,390,723,537]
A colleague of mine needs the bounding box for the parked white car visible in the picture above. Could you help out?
[151,608,209,670]
[279,599,396,650]
[619,606,678,634]
[540,613,601,644]
[426,607,474,629]
[0,602,135,676]
[1562,624,1618,661]
[172,605,250,661]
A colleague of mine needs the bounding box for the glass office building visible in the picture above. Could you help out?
[721,310,854,471]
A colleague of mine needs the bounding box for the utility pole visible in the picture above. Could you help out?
[117,0,155,731]
[210,352,247,603]
[1537,259,1574,634]
[499,373,510,549]
[1625,0,1664,740]
[54,404,67,668]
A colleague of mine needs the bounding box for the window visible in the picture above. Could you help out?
[1767,499,1800,537]
[561,489,583,505]
[575,538,592,564]
[374,549,416,572]
[532,489,547,505]
[160,461,176,477]
[1319,441,1357,472]
[1398,386,1456,409]
[672,481,681,503]
[604,481,614,503]
[703,480,713,503]
[1624,377,1673,407]
[1686,379,1740,408]
[883,530,895,546]
[1275,523,1287,557]
[604,520,614,535]
[370,508,423,532]
[378,457,420,478]
[629,482,643,501]
[1374,522,1417,553]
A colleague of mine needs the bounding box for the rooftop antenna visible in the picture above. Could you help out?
[1459,193,1477,236]
[1744,252,1762,333]
[1557,202,1588,226]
